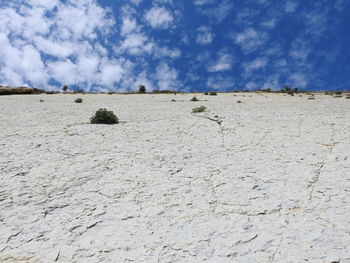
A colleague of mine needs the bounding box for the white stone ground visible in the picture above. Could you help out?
[0,93,349,263]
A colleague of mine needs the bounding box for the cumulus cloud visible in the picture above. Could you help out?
[196,26,214,45]
[145,7,174,29]
[208,51,233,72]
[155,62,180,90]
[234,28,267,53]
[0,0,123,90]
[120,33,154,55]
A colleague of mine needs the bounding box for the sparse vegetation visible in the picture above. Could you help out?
[139,85,146,93]
[90,108,118,124]
[204,92,208,95]
[39,99,44,102]
[191,96,199,101]
[192,106,207,113]
[75,98,83,103]
[237,100,242,103]
[62,85,68,92]
[171,99,176,102]
[209,92,217,96]
[281,85,298,96]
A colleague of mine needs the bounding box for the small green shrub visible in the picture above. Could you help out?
[236,100,242,103]
[204,92,208,95]
[209,92,217,96]
[192,106,206,113]
[75,98,83,103]
[39,99,44,102]
[171,99,176,102]
[139,85,146,93]
[90,108,118,124]
[308,96,315,100]
[191,96,199,101]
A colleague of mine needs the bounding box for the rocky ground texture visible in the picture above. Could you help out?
[0,93,349,262]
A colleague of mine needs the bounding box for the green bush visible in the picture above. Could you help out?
[139,85,146,93]
[192,106,206,113]
[204,92,208,95]
[90,108,118,124]
[209,92,217,96]
[191,96,199,101]
[236,100,242,103]
[75,98,83,103]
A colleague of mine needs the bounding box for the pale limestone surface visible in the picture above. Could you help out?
[0,93,349,263]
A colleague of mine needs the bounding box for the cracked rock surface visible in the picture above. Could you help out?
[0,93,349,262]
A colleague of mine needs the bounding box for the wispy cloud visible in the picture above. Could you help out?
[234,28,267,53]
[196,26,214,45]
[197,0,233,23]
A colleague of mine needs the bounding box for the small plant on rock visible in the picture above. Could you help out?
[192,106,206,113]
[75,98,83,103]
[191,96,199,101]
[90,108,118,124]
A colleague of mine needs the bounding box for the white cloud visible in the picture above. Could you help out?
[289,73,308,88]
[208,51,233,72]
[156,47,181,58]
[121,17,138,36]
[145,7,173,29]
[197,0,233,23]
[194,0,214,5]
[196,26,214,45]
[120,33,154,55]
[261,19,277,29]
[0,0,134,90]
[234,28,267,53]
[48,60,78,85]
[99,62,125,87]
[285,1,298,13]
[155,62,180,90]
[207,75,234,90]
[246,81,258,90]
[243,57,268,74]
[33,37,74,57]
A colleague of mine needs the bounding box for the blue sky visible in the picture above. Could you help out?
[0,0,349,92]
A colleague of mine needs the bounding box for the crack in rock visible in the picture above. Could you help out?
[191,111,225,145]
